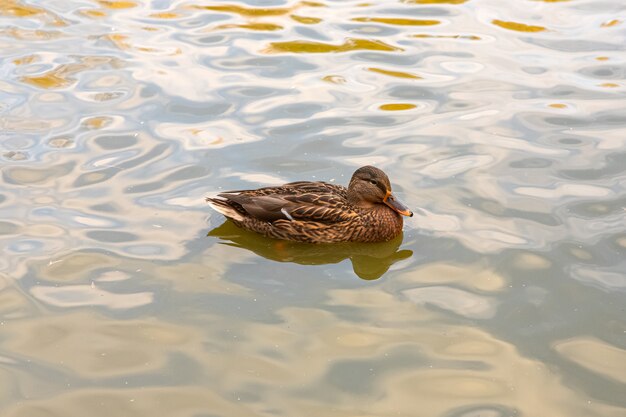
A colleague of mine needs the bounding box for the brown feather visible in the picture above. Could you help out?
[207,166,411,243]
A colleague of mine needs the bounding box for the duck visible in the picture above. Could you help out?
[206,165,413,243]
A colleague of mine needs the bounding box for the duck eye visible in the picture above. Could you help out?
[369,180,378,185]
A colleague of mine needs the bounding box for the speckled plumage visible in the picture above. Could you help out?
[206,166,412,243]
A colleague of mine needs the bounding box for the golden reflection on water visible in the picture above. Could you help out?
[194,4,292,17]
[97,0,137,9]
[492,19,547,33]
[322,75,346,84]
[352,17,440,26]
[379,103,417,111]
[267,38,402,53]
[601,19,621,28]
[12,54,37,66]
[191,1,324,17]
[104,33,131,50]
[19,57,124,90]
[0,27,63,40]
[80,9,107,18]
[149,12,181,19]
[367,67,422,79]
[208,221,412,280]
[215,22,284,32]
[290,14,322,24]
[0,0,67,25]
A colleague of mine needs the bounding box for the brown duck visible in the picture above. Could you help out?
[206,166,413,243]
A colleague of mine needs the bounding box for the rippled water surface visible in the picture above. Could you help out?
[1,0,625,415]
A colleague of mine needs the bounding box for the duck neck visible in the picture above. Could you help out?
[347,189,375,209]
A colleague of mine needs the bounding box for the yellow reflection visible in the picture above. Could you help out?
[352,17,440,26]
[600,82,619,88]
[12,54,38,66]
[0,0,67,25]
[104,33,130,49]
[189,129,224,145]
[492,19,546,32]
[549,103,567,109]
[149,12,181,19]
[97,0,137,9]
[20,57,121,90]
[290,14,322,24]
[601,19,621,27]
[81,9,106,18]
[368,67,422,79]
[266,38,402,53]
[379,103,416,111]
[216,22,283,31]
[322,75,346,83]
[1,0,40,17]
[21,73,70,89]
[208,221,413,280]
[413,33,481,41]
[190,2,321,19]
[82,116,113,130]
[192,4,292,16]
[1,27,63,40]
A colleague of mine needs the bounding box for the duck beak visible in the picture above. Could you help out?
[383,190,413,217]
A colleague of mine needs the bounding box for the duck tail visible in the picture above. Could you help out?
[206,197,244,221]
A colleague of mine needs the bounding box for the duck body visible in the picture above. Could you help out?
[207,166,412,243]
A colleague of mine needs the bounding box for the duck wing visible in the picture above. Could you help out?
[222,181,347,198]
[216,182,354,224]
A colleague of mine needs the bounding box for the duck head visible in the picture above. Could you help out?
[347,166,413,217]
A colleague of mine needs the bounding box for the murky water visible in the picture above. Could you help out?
[1,0,625,415]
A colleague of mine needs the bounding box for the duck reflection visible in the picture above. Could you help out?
[208,221,413,280]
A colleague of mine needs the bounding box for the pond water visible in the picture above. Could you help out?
[1,0,625,416]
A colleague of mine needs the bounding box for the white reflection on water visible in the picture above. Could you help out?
[403,286,498,319]
[572,267,626,291]
[515,183,613,198]
[30,284,153,309]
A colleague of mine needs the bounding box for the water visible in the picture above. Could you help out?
[1,0,625,416]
